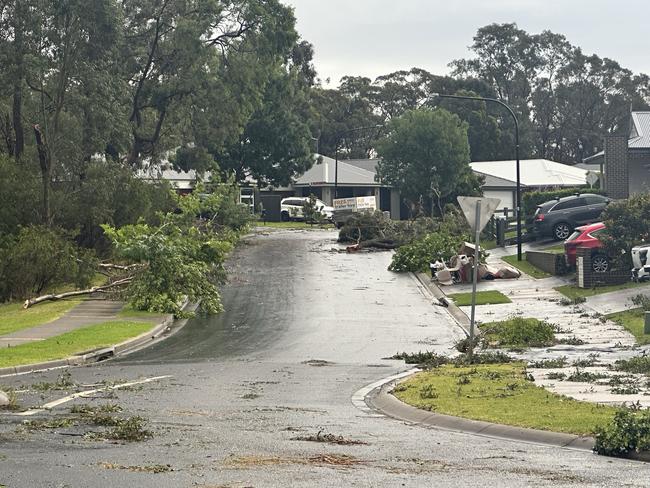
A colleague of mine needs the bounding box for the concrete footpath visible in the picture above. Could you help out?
[0,299,176,377]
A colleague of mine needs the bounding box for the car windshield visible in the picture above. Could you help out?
[566,230,581,242]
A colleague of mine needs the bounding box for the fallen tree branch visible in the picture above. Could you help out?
[23,277,133,309]
[97,263,144,271]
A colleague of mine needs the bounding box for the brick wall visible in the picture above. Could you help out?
[526,251,568,275]
[576,247,628,288]
[604,136,629,199]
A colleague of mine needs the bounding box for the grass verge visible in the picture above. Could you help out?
[502,253,551,279]
[393,363,618,435]
[447,290,512,306]
[608,309,650,345]
[554,282,650,300]
[117,304,164,319]
[0,321,152,368]
[0,300,81,336]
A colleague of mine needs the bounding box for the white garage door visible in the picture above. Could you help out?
[484,190,514,211]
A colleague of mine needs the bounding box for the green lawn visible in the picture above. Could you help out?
[447,290,512,306]
[554,282,650,300]
[0,321,153,368]
[0,300,82,336]
[608,308,650,345]
[117,304,165,319]
[480,317,555,348]
[502,253,551,279]
[393,363,618,435]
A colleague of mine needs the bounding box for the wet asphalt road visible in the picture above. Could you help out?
[1,229,649,487]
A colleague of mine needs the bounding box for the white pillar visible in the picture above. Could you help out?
[374,187,381,210]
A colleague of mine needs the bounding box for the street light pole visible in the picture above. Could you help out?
[333,124,383,200]
[432,93,522,261]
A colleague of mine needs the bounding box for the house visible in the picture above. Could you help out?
[470,159,589,210]
[290,154,400,218]
[583,111,650,199]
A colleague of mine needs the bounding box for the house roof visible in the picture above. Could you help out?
[344,158,380,173]
[294,154,383,187]
[136,165,206,191]
[470,159,587,188]
[476,172,519,189]
[583,111,650,163]
[629,112,650,149]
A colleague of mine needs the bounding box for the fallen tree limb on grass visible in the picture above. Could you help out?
[23,277,133,309]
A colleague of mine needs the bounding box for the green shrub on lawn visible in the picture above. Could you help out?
[481,317,556,348]
[594,409,650,458]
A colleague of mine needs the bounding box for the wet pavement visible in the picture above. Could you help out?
[1,229,649,487]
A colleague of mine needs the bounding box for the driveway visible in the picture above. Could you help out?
[1,230,648,487]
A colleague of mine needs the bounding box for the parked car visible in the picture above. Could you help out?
[564,222,609,272]
[280,197,334,222]
[534,193,610,241]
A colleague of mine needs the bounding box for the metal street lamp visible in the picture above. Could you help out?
[334,124,383,199]
[432,93,522,261]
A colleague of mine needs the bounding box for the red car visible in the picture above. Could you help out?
[564,222,609,272]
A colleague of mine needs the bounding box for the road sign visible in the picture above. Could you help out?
[457,196,501,233]
[586,171,599,188]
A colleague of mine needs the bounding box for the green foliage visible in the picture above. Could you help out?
[102,189,243,316]
[447,290,512,306]
[389,231,467,272]
[480,317,556,348]
[0,226,96,301]
[376,108,481,216]
[601,193,650,268]
[521,187,604,220]
[301,194,323,224]
[613,356,650,375]
[594,409,650,458]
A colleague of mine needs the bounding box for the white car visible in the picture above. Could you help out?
[280,197,334,222]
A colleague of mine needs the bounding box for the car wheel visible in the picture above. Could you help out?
[553,222,571,241]
[592,254,609,273]
[280,211,290,222]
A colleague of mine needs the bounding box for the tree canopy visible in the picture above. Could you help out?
[376,108,481,216]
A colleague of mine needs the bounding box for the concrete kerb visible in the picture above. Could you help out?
[0,302,195,378]
[411,271,471,335]
[355,369,650,462]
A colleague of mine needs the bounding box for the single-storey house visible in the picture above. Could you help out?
[583,111,650,199]
[290,154,401,219]
[470,159,589,210]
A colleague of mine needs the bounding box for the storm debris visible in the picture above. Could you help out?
[291,430,368,446]
[99,462,172,473]
[301,359,334,367]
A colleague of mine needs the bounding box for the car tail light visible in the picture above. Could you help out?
[535,213,545,222]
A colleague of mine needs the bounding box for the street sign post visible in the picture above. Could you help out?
[457,196,501,357]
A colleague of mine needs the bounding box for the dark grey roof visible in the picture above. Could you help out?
[475,171,519,188]
[629,112,650,149]
[343,159,380,174]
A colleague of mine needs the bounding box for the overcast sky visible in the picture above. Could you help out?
[285,0,650,87]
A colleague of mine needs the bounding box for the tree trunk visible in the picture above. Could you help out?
[23,277,133,309]
[33,125,51,225]
[12,0,25,160]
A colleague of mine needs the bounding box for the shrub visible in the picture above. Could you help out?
[0,225,96,301]
[600,193,650,268]
[594,409,650,458]
[481,317,556,348]
[631,294,650,311]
